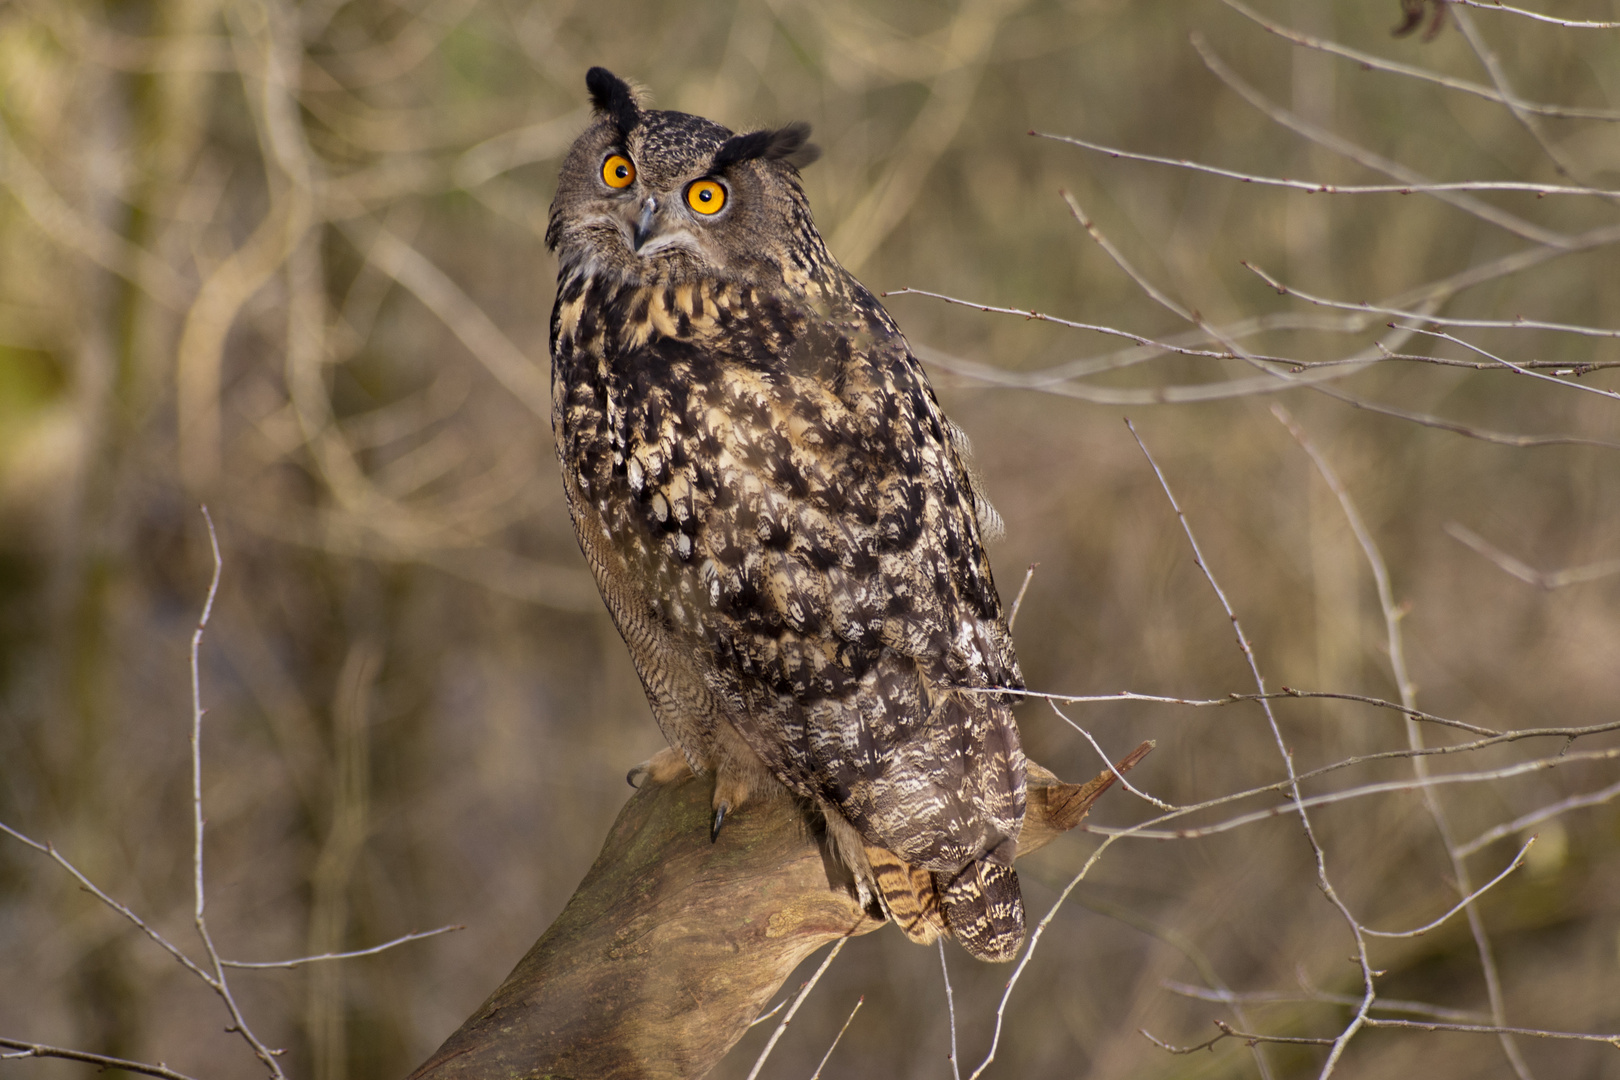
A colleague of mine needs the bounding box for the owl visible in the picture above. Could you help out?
[546,68,1027,962]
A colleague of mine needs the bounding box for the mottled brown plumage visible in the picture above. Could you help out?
[546,68,1027,961]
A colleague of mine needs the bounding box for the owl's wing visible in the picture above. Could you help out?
[599,291,1025,873]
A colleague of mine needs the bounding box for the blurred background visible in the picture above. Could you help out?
[1,0,1618,1077]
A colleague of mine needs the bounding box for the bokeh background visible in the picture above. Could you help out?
[1,0,1618,1077]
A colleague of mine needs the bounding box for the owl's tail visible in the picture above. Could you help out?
[864,844,945,944]
[865,845,1025,962]
[936,859,1025,962]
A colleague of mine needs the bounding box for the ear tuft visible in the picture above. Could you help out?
[585,67,640,135]
[712,121,821,173]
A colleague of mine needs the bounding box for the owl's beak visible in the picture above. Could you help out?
[631,196,659,252]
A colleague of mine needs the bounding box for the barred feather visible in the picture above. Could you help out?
[938,860,1025,963]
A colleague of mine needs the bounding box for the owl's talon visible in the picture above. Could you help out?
[627,747,692,790]
[710,802,729,842]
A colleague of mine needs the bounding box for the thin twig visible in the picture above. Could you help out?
[1406,327,1620,402]
[745,938,848,1080]
[968,743,1167,1078]
[1217,0,1620,121]
[1247,262,1620,339]
[749,997,791,1028]
[1164,981,1491,1024]
[191,507,291,1078]
[1058,189,1619,453]
[0,820,214,982]
[1047,700,1177,810]
[1450,7,1586,180]
[938,939,962,1080]
[1360,1019,1620,1045]
[1446,0,1620,28]
[981,685,1505,736]
[1458,779,1620,857]
[1060,192,1195,321]
[1146,1016,1620,1054]
[806,995,863,1080]
[1123,419,1375,1078]
[222,925,465,969]
[1272,409,1533,1080]
[903,294,1620,449]
[1083,747,1620,841]
[0,1039,202,1080]
[1447,524,1620,590]
[1037,131,1620,200]
[1362,838,1534,938]
[1143,1020,1335,1054]
[1006,563,1037,633]
[1192,31,1572,247]
[192,506,223,935]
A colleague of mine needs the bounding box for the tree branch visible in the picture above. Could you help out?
[405,748,1146,1080]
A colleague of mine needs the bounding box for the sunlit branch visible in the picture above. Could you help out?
[1037,131,1620,200]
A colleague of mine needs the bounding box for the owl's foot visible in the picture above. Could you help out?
[708,747,776,843]
[626,746,692,789]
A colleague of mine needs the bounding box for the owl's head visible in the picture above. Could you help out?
[547,68,824,288]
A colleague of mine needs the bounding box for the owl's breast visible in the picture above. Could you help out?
[551,270,1017,705]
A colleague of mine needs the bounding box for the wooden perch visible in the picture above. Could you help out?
[406,742,1152,1080]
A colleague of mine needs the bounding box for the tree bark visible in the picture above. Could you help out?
[406,745,1150,1080]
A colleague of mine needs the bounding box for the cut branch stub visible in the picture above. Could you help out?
[406,743,1151,1080]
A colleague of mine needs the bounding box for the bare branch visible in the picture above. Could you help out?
[747,998,790,1029]
[1192,32,1573,247]
[222,925,465,969]
[1407,327,1620,403]
[1360,1019,1620,1046]
[1006,563,1037,632]
[1143,1019,1336,1054]
[1164,981,1493,1024]
[743,938,849,1080]
[188,508,290,1079]
[1122,420,1375,1076]
[1447,524,1620,590]
[1458,779,1620,857]
[806,995,863,1080]
[1273,408,1533,1079]
[1248,262,1620,340]
[1037,131,1620,200]
[0,1038,202,1080]
[1217,0,1620,120]
[1047,700,1176,810]
[939,940,962,1080]
[986,685,1504,736]
[0,824,212,983]
[1446,0,1620,29]
[1363,838,1535,938]
[1449,7,1589,180]
[1085,747,1620,842]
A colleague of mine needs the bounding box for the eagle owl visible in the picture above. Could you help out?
[547,68,1027,962]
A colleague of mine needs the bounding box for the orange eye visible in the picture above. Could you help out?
[601,154,635,189]
[685,178,727,215]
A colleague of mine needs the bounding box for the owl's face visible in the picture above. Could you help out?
[547,69,822,288]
